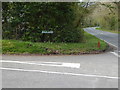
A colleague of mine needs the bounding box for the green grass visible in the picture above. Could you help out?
[96,28,120,34]
[2,32,108,55]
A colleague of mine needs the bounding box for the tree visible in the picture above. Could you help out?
[84,2,118,31]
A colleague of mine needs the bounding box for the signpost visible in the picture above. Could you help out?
[42,31,53,34]
[41,31,53,42]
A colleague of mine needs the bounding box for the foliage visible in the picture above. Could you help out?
[84,2,118,31]
[2,2,88,42]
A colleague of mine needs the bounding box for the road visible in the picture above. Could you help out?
[84,27,119,57]
[84,27,118,47]
[1,27,119,88]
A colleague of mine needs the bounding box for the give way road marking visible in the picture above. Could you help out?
[1,60,80,69]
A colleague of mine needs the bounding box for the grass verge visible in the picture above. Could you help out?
[96,28,120,34]
[2,32,108,55]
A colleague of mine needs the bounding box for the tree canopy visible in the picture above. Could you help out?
[84,2,118,31]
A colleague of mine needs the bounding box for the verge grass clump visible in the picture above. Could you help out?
[2,31,108,55]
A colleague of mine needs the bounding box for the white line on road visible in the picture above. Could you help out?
[84,30,118,48]
[85,28,119,58]
[100,33,103,34]
[0,67,118,79]
[97,38,119,57]
[0,60,80,69]
[110,52,120,57]
[99,38,118,48]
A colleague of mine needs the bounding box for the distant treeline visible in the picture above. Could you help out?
[84,2,119,31]
[2,2,89,42]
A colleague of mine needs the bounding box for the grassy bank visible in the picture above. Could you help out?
[96,28,120,34]
[2,32,108,55]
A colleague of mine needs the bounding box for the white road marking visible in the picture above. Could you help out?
[85,28,119,58]
[97,38,119,57]
[97,38,119,58]
[86,30,118,48]
[0,60,80,69]
[0,67,118,79]
[110,52,120,57]
[104,41,118,48]
[98,38,118,48]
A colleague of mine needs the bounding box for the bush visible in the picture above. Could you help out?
[2,2,84,43]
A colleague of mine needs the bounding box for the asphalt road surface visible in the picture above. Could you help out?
[1,27,119,88]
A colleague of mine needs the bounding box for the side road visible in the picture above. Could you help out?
[84,27,119,57]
